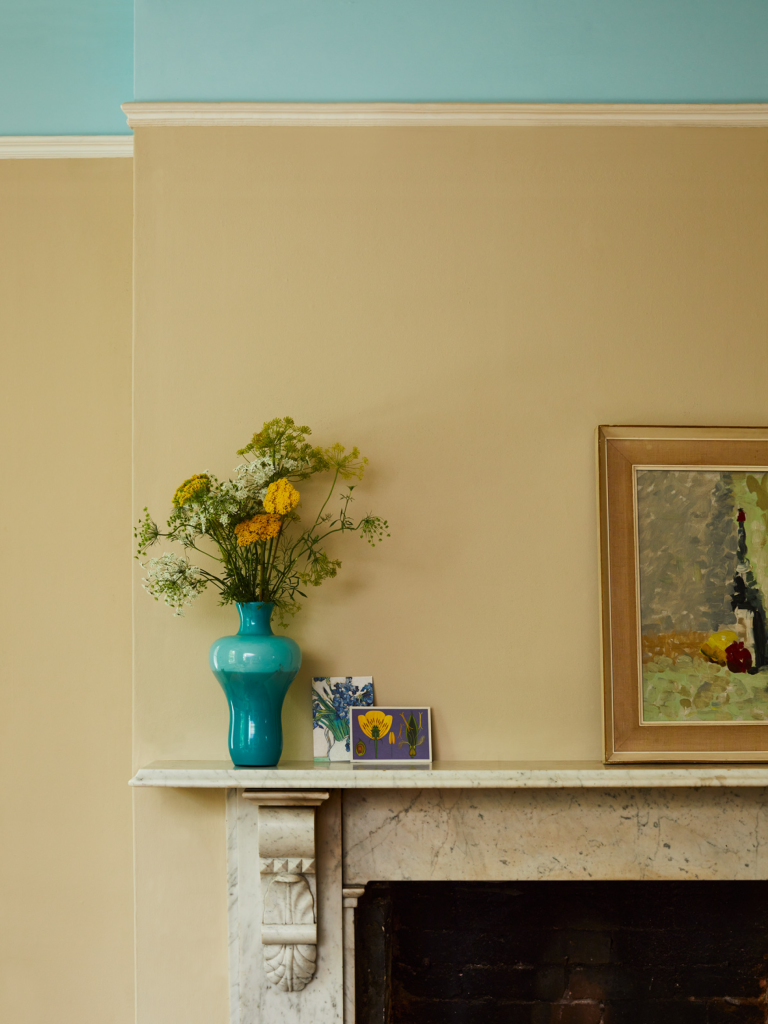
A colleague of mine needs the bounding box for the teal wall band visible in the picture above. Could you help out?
[135,0,768,104]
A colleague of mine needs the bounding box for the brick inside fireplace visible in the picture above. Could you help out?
[355,881,768,1024]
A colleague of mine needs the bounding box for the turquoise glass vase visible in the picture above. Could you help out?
[209,602,301,767]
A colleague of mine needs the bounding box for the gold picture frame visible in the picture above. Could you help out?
[598,425,768,763]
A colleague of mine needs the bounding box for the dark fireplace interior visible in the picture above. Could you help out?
[355,881,768,1024]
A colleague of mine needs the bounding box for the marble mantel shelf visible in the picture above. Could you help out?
[130,759,768,789]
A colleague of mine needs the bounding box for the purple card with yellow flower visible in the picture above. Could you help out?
[349,706,432,764]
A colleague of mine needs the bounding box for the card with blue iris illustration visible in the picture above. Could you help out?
[312,677,374,761]
[349,706,432,764]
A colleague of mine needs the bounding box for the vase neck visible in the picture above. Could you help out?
[236,602,275,636]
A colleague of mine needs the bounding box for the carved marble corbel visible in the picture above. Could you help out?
[242,790,330,993]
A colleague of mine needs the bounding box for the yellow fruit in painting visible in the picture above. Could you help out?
[708,630,739,650]
[700,643,726,665]
[700,630,739,665]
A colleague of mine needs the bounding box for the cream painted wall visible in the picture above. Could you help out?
[0,160,134,1023]
[133,126,768,1020]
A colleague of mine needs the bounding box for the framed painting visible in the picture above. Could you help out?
[349,707,432,764]
[598,425,768,762]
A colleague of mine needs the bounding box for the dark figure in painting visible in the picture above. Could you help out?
[731,508,768,671]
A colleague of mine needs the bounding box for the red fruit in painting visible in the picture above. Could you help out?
[725,641,752,673]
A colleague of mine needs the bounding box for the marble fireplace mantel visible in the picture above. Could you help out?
[130,759,768,789]
[131,761,768,1023]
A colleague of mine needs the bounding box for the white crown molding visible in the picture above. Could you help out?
[122,102,768,129]
[0,135,133,158]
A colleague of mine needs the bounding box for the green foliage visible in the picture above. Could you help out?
[134,508,160,559]
[236,416,325,479]
[298,550,342,589]
[136,417,389,622]
[746,473,768,513]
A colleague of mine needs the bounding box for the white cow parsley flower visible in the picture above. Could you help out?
[232,457,274,503]
[142,552,207,615]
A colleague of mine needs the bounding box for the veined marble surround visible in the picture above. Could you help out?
[343,787,768,883]
[132,761,768,1023]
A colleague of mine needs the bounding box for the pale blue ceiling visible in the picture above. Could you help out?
[3,0,768,136]
[0,0,133,135]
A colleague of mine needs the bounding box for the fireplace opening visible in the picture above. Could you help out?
[355,881,768,1024]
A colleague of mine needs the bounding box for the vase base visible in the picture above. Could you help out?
[231,760,280,768]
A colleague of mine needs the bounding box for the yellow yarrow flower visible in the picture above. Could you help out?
[234,514,282,546]
[173,473,211,507]
[264,478,300,515]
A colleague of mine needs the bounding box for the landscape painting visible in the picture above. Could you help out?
[349,706,432,763]
[637,469,768,723]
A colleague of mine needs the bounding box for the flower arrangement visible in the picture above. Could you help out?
[135,417,389,623]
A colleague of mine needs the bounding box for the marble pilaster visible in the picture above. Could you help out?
[226,789,343,1024]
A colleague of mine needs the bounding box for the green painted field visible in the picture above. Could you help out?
[643,658,768,723]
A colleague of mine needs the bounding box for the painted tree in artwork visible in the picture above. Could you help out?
[741,473,768,602]
[731,507,768,669]
[700,474,741,631]
[636,470,738,634]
